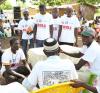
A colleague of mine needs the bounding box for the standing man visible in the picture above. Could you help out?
[33,4,53,47]
[22,38,78,91]
[58,6,80,46]
[18,9,34,57]
[1,37,31,84]
[61,27,100,93]
[52,7,61,41]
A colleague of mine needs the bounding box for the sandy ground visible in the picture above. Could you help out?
[0,36,83,49]
[0,36,21,49]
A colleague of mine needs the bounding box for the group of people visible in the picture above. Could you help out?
[0,4,100,93]
[17,4,80,57]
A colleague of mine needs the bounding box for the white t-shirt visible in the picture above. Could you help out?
[1,48,25,74]
[80,40,100,93]
[34,13,53,40]
[52,17,61,40]
[81,40,100,75]
[59,16,80,43]
[22,56,78,90]
[0,82,29,93]
[18,18,34,40]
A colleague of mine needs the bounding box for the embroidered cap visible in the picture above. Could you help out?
[22,8,29,13]
[43,38,59,52]
[81,27,96,37]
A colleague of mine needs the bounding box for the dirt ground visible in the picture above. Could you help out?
[0,36,20,49]
[0,38,10,49]
[0,36,83,49]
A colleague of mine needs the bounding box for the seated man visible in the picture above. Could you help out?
[61,27,100,93]
[22,38,78,91]
[1,37,31,84]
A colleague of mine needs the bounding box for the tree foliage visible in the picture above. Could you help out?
[0,0,100,10]
[32,0,100,6]
[0,0,12,10]
[78,0,100,4]
[33,0,72,6]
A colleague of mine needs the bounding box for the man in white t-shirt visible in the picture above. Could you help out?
[18,9,34,57]
[0,82,29,93]
[52,7,61,40]
[33,4,53,47]
[61,27,100,93]
[22,38,78,91]
[1,37,31,84]
[58,6,80,46]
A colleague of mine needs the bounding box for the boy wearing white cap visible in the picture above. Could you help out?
[18,9,34,57]
[61,27,100,93]
[22,38,78,91]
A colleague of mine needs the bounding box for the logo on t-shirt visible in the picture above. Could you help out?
[62,25,72,30]
[37,24,46,28]
[42,70,71,86]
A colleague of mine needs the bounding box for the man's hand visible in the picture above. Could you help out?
[70,80,85,88]
[27,26,33,35]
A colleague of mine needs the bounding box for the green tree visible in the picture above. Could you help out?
[32,0,72,6]
[0,0,12,10]
[78,0,100,4]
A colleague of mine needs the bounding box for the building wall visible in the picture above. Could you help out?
[80,4,96,20]
[28,4,96,20]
